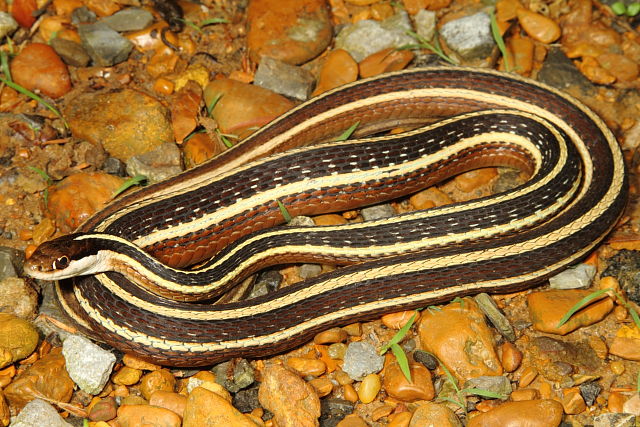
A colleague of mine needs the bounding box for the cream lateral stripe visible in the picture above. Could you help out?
[88,176,611,321]
[132,129,548,249]
[74,230,604,353]
[81,172,581,297]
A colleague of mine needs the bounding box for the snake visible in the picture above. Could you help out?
[24,67,627,366]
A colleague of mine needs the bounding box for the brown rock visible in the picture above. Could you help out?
[286,357,326,377]
[383,362,434,402]
[309,377,333,398]
[381,310,419,330]
[507,33,534,76]
[527,290,613,335]
[577,57,616,85]
[65,89,173,161]
[247,0,332,64]
[116,404,181,427]
[12,0,37,27]
[623,393,640,415]
[46,172,125,233]
[122,353,160,371]
[311,49,358,97]
[409,187,453,210]
[204,79,294,139]
[0,278,38,320]
[183,133,222,169]
[597,53,639,83]
[112,366,142,386]
[608,391,626,413]
[314,327,348,344]
[409,402,462,427]
[183,387,254,426]
[517,8,561,44]
[0,313,39,368]
[171,81,202,144]
[0,390,8,427]
[139,369,176,400]
[10,43,71,99]
[258,364,321,427]
[454,168,498,193]
[337,414,368,426]
[359,48,414,78]
[358,373,381,404]
[609,326,640,361]
[313,214,348,225]
[88,396,117,422]
[500,342,522,373]
[4,350,74,410]
[467,399,563,426]
[510,388,539,401]
[149,391,187,418]
[418,298,502,381]
[561,388,586,414]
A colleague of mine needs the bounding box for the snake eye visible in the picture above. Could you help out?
[53,256,69,270]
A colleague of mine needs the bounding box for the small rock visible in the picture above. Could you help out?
[0,313,39,368]
[0,12,18,40]
[10,43,71,99]
[102,157,127,176]
[258,364,321,427]
[139,369,176,400]
[561,388,586,414]
[4,350,74,410]
[510,388,540,401]
[88,396,117,422]
[299,263,322,279]
[116,404,181,427]
[328,343,348,359]
[0,246,23,281]
[62,334,115,395]
[440,12,494,60]
[9,399,72,427]
[593,413,636,427]
[204,78,294,139]
[149,391,187,419]
[320,398,354,426]
[254,57,315,101]
[454,168,497,193]
[50,38,91,67]
[527,289,613,335]
[112,366,142,386]
[0,277,38,319]
[359,47,413,78]
[418,298,502,381]
[473,293,515,341]
[381,310,419,330]
[311,49,358,96]
[537,47,594,92]
[361,204,395,221]
[409,402,462,427]
[335,12,414,62]
[182,133,221,168]
[286,357,326,377]
[358,373,381,404]
[78,21,134,66]
[499,342,522,373]
[413,349,439,370]
[314,327,348,345]
[467,399,563,427]
[517,7,561,44]
[71,6,96,24]
[46,172,126,232]
[609,336,640,361]
[602,250,640,305]
[409,187,452,210]
[548,263,596,290]
[248,270,282,299]
[383,362,434,402]
[211,359,255,394]
[337,414,368,426]
[232,385,260,413]
[314,214,348,226]
[579,381,602,407]
[413,9,436,41]
[464,375,512,398]
[65,89,173,161]
[342,341,384,381]
[122,353,160,371]
[125,142,182,183]
[100,7,153,32]
[0,390,7,426]
[247,0,332,65]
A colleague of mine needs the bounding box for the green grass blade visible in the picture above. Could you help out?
[390,343,412,383]
[277,200,292,223]
[557,288,610,327]
[1,51,11,82]
[207,93,223,115]
[27,166,52,184]
[113,175,147,197]
[405,30,457,65]
[200,18,229,27]
[379,312,417,355]
[0,77,67,127]
[490,10,511,72]
[335,122,359,141]
[215,128,233,148]
[460,387,507,399]
[438,396,466,410]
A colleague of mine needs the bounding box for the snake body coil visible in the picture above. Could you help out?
[25,68,627,366]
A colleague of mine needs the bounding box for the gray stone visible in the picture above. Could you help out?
[413,9,436,42]
[538,47,595,94]
[578,381,602,406]
[232,385,260,413]
[10,399,72,427]
[0,12,18,40]
[440,12,494,60]
[0,277,38,319]
[474,293,516,341]
[212,359,255,393]
[289,215,315,227]
[100,8,153,32]
[71,6,97,25]
[549,263,596,290]
[0,246,23,280]
[320,398,354,426]
[254,57,315,101]
[62,335,116,395]
[299,263,322,279]
[342,341,384,381]
[102,157,127,176]
[593,413,636,427]
[248,270,282,299]
[463,375,512,398]
[361,204,395,221]
[126,143,183,183]
[79,21,133,66]
[413,349,438,370]
[335,12,414,62]
[50,38,91,67]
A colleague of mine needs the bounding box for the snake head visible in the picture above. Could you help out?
[23,234,107,280]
